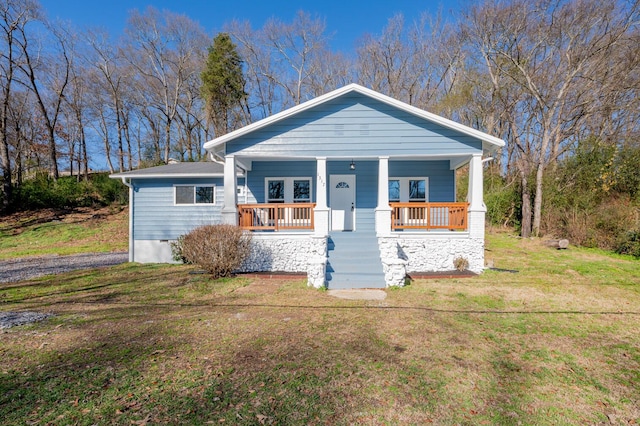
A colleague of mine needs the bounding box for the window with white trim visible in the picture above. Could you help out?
[265,177,312,203]
[174,185,215,205]
[389,177,429,202]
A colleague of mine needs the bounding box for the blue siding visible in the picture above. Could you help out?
[227,93,483,157]
[389,160,455,202]
[244,159,455,206]
[132,178,224,240]
[246,161,317,203]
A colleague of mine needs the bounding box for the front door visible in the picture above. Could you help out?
[330,174,356,231]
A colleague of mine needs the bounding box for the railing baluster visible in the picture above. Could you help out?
[388,202,468,231]
[238,203,316,231]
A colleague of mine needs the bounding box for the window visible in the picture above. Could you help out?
[267,180,285,203]
[294,179,310,202]
[174,185,215,205]
[388,180,400,202]
[409,179,426,201]
[265,177,312,203]
[388,177,428,202]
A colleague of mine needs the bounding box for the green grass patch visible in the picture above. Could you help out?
[0,206,128,260]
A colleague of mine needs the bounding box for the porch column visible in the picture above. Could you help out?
[314,157,329,236]
[467,153,486,239]
[222,155,238,225]
[375,156,392,236]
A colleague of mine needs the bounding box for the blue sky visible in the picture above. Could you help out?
[40,0,461,52]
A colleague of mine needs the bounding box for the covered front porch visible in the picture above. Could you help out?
[220,154,486,239]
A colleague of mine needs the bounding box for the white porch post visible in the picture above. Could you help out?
[375,156,392,236]
[467,153,486,239]
[314,157,330,236]
[222,155,238,225]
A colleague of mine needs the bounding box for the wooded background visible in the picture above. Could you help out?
[1,0,638,255]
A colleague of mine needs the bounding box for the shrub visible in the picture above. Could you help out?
[180,224,252,278]
[616,230,640,258]
[10,172,129,211]
[453,256,469,271]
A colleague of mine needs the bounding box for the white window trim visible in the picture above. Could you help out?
[265,177,313,203]
[173,184,216,206]
[389,177,429,202]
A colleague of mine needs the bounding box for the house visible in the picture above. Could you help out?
[111,84,505,289]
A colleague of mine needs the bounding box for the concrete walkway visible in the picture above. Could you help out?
[327,289,387,300]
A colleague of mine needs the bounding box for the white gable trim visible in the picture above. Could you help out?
[203,84,505,152]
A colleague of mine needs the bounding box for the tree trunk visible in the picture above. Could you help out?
[532,161,545,237]
[520,173,532,238]
[0,133,11,212]
[116,109,124,172]
[47,126,59,179]
[164,119,171,163]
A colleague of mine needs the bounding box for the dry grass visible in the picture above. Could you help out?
[0,206,128,259]
[1,212,639,425]
[1,232,639,425]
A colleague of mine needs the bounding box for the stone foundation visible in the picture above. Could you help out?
[238,234,327,287]
[379,234,485,286]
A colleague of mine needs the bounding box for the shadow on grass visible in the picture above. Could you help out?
[0,303,436,424]
[2,265,639,424]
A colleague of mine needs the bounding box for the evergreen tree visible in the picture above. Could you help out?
[200,33,247,137]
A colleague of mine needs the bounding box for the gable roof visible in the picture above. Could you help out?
[203,83,505,153]
[110,161,225,179]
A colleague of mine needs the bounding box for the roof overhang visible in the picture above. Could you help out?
[109,161,241,180]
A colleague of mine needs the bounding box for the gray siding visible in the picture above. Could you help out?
[132,178,224,240]
[227,93,483,157]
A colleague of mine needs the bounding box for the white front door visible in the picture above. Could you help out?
[330,174,356,231]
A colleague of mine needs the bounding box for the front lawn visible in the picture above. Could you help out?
[1,233,638,425]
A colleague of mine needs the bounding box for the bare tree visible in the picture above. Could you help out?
[84,29,136,172]
[15,15,72,180]
[225,20,279,120]
[124,7,208,164]
[461,0,640,237]
[263,11,330,106]
[0,0,40,210]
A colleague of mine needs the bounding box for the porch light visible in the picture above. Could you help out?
[350,159,356,170]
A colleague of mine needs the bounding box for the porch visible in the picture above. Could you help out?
[222,154,486,238]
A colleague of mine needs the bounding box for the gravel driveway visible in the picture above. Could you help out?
[0,252,129,283]
[0,252,129,329]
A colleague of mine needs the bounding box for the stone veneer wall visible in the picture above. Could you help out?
[379,235,484,286]
[238,234,327,287]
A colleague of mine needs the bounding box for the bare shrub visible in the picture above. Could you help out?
[181,225,252,279]
[453,256,469,271]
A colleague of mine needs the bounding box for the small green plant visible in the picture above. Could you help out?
[180,224,251,278]
[453,256,469,271]
[170,235,188,263]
